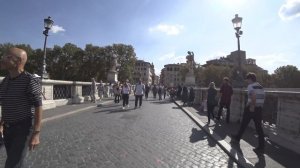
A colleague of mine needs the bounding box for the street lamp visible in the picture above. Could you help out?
[42,16,54,79]
[232,14,243,87]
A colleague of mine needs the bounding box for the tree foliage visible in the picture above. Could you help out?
[272,65,300,88]
[198,65,232,87]
[0,43,137,82]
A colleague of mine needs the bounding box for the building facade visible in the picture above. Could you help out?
[133,60,155,85]
[203,50,268,74]
[161,64,185,87]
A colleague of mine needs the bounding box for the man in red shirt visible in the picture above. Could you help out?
[217,77,233,123]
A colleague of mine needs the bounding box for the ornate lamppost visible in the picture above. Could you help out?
[232,14,243,87]
[42,16,54,79]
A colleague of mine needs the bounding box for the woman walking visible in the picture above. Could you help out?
[207,82,218,124]
[188,87,195,106]
[114,82,121,103]
[182,86,189,106]
[121,81,131,109]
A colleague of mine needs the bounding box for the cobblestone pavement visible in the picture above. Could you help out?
[0,97,239,168]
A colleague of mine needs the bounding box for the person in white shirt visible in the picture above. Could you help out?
[121,81,131,109]
[97,80,104,101]
[232,72,265,153]
[134,79,145,108]
[90,78,96,103]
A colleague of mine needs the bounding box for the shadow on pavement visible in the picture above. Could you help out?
[190,128,206,143]
[228,141,252,168]
[97,103,121,108]
[189,127,217,147]
[94,107,135,114]
[150,101,172,105]
[192,104,300,168]
[212,123,227,140]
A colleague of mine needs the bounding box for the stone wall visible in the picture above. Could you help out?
[193,88,300,154]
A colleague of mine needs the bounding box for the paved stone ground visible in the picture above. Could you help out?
[0,97,239,168]
[175,100,300,168]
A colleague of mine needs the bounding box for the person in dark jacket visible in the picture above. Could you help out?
[188,87,195,106]
[182,86,189,106]
[152,84,157,99]
[207,82,218,124]
[177,85,182,100]
[217,77,233,123]
[145,84,150,100]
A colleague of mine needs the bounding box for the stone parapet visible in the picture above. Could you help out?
[193,87,300,154]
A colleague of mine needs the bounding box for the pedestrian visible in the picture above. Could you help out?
[145,84,150,100]
[0,48,43,168]
[216,77,233,123]
[188,87,195,106]
[207,82,217,124]
[126,79,132,94]
[158,84,163,100]
[113,82,121,103]
[134,79,145,108]
[109,83,113,97]
[121,81,131,110]
[232,72,265,153]
[177,84,182,100]
[97,80,104,101]
[163,85,167,99]
[90,78,96,103]
[152,84,157,99]
[182,86,189,106]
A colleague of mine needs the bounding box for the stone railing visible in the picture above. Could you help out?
[0,77,113,110]
[41,79,94,109]
[193,87,300,154]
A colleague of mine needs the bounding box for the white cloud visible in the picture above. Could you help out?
[158,52,186,63]
[254,53,291,74]
[279,0,300,20]
[149,24,184,36]
[50,25,66,33]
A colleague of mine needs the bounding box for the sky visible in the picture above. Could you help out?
[1,0,300,75]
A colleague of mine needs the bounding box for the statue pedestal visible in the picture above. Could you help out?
[185,72,196,86]
[107,70,118,83]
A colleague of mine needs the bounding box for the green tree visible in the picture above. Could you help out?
[47,43,83,80]
[0,43,39,76]
[272,65,300,88]
[200,65,232,87]
[0,43,138,82]
[244,65,271,87]
[110,44,137,83]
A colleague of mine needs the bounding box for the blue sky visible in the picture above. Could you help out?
[1,0,300,75]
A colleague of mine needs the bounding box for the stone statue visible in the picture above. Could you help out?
[186,51,194,73]
[107,51,120,83]
[110,52,118,72]
[185,51,196,86]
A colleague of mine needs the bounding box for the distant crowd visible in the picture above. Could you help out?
[90,72,266,153]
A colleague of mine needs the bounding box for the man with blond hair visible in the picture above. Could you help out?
[0,47,43,167]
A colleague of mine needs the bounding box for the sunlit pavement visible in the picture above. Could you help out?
[0,97,239,168]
